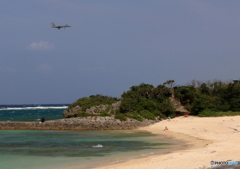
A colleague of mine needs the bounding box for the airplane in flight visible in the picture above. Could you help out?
[51,23,71,29]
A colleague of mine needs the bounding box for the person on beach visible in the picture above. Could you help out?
[164,126,168,131]
[40,117,45,123]
[157,116,162,121]
[167,116,171,121]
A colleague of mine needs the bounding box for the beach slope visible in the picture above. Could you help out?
[97,116,240,169]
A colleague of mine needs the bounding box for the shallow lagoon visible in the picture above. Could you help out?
[0,130,173,169]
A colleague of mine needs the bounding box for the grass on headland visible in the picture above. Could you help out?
[198,109,240,117]
[69,95,119,111]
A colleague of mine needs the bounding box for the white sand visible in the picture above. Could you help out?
[97,116,240,169]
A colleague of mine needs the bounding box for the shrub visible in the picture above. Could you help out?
[167,111,176,118]
[110,109,115,114]
[77,112,90,117]
[158,100,175,116]
[68,94,119,111]
[114,111,127,121]
[139,110,156,120]
[198,110,219,117]
[119,98,138,113]
[125,111,143,121]
[99,110,111,116]
[198,110,240,117]
[152,110,166,119]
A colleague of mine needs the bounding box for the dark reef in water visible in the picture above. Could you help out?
[0,116,157,130]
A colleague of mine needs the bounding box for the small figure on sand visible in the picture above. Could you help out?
[164,126,168,131]
[40,117,45,123]
[157,116,162,121]
[167,116,171,121]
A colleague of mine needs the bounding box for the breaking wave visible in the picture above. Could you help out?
[92,144,103,148]
[0,104,68,110]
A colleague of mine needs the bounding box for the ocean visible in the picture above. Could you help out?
[0,104,68,122]
[0,104,176,169]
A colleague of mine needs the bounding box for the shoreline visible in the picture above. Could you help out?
[93,116,240,169]
[1,115,239,168]
[93,131,208,169]
[62,125,195,169]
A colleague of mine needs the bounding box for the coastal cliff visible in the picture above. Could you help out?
[0,116,157,130]
[63,101,121,118]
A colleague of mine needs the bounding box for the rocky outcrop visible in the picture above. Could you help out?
[0,116,157,130]
[86,101,121,115]
[63,101,121,118]
[62,106,82,118]
[170,97,190,115]
[169,89,190,115]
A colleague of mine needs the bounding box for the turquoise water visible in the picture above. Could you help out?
[0,105,175,169]
[0,104,68,121]
[0,130,172,169]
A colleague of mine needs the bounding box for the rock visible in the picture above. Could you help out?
[169,92,190,115]
[0,116,157,130]
[64,101,121,118]
[62,106,82,118]
[86,104,109,115]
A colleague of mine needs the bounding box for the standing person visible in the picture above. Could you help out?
[40,117,45,123]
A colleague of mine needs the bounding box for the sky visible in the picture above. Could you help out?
[1,0,240,104]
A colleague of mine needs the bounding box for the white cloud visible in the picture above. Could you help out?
[27,41,54,51]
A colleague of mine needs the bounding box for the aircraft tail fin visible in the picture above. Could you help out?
[51,23,56,27]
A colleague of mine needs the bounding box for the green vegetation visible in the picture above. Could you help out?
[117,81,176,120]
[198,110,240,117]
[174,80,240,116]
[68,94,119,111]
[125,111,143,121]
[114,110,127,121]
[139,110,156,120]
[68,79,240,121]
[99,110,111,116]
[77,112,90,117]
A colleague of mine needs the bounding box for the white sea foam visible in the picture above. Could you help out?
[0,106,68,110]
[92,144,103,148]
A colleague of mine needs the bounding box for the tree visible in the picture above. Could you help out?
[163,80,175,88]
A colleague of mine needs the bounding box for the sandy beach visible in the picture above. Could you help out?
[96,115,240,169]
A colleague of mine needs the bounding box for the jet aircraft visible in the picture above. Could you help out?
[51,23,71,29]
